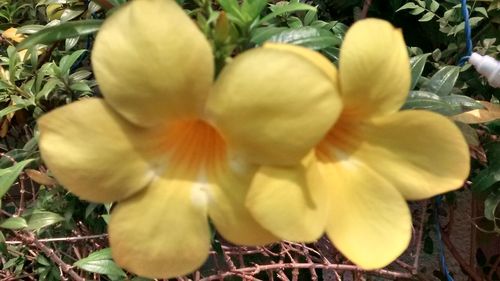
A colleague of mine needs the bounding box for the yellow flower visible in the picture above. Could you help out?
[37,0,341,278]
[2,27,25,43]
[227,19,470,269]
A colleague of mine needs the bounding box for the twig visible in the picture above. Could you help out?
[198,262,414,281]
[412,201,427,274]
[488,254,500,281]
[5,233,108,244]
[360,0,373,19]
[441,230,484,281]
[17,232,86,281]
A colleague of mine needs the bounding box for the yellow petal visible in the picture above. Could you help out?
[317,157,411,269]
[92,0,214,126]
[452,101,500,124]
[245,152,328,242]
[339,19,410,118]
[2,27,24,42]
[38,98,155,203]
[208,156,279,245]
[207,47,342,166]
[319,110,470,200]
[109,177,211,279]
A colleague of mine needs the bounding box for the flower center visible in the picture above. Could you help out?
[160,119,226,176]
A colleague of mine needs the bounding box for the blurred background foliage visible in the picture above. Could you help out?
[0,0,499,280]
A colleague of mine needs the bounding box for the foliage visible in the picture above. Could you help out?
[0,0,499,280]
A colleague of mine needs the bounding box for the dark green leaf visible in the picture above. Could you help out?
[472,168,500,194]
[484,191,500,221]
[17,20,103,50]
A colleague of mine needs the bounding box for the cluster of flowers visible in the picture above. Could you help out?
[38,0,470,278]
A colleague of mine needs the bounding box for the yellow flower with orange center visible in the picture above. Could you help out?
[212,19,471,269]
[37,0,342,278]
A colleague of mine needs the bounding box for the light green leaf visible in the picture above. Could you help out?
[425,66,460,96]
[36,78,61,100]
[396,2,419,12]
[0,217,28,230]
[74,248,126,277]
[251,27,288,44]
[0,104,25,119]
[69,82,91,92]
[410,6,426,15]
[410,53,430,89]
[27,211,64,231]
[258,3,316,25]
[429,1,439,13]
[17,20,102,50]
[59,50,86,77]
[419,11,435,22]
[441,95,485,113]
[0,159,34,199]
[268,26,340,50]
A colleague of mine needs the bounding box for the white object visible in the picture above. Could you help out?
[469,52,500,88]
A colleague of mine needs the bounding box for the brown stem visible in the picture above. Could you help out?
[198,263,414,281]
[488,254,500,281]
[16,232,86,281]
[441,231,484,281]
[412,201,428,274]
[360,0,373,19]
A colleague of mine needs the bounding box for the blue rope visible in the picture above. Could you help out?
[434,196,455,281]
[458,0,473,65]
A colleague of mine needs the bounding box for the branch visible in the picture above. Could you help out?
[198,262,414,281]
[16,232,86,281]
[6,234,107,244]
[441,231,484,281]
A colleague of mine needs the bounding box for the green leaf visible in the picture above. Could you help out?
[410,53,430,89]
[484,191,500,221]
[472,168,500,194]
[0,159,34,200]
[69,81,91,92]
[0,104,25,119]
[258,3,316,25]
[27,211,64,231]
[425,66,460,96]
[241,0,267,20]
[410,7,426,15]
[17,20,103,50]
[60,49,87,75]
[74,248,126,277]
[268,26,340,50]
[251,27,288,44]
[429,1,439,13]
[441,95,485,113]
[396,2,419,12]
[419,11,435,22]
[36,78,61,100]
[0,217,28,230]
[217,0,245,24]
